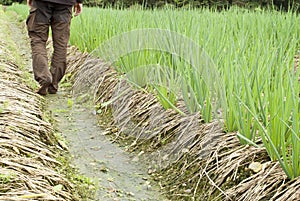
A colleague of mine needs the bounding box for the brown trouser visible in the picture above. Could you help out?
[26,0,72,90]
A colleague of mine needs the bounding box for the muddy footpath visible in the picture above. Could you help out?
[47,91,167,201]
[0,8,167,201]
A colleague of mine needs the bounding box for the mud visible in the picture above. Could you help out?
[47,91,167,201]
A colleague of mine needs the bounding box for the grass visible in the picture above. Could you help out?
[68,7,300,178]
[1,7,38,90]
[55,153,97,200]
[8,4,300,179]
[0,173,13,185]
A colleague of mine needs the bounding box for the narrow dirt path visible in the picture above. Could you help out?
[47,91,166,201]
[5,10,167,201]
[1,9,81,201]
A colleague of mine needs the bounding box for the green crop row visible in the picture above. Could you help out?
[9,4,300,179]
[70,6,300,179]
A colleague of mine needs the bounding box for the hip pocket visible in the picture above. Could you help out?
[53,6,72,23]
[26,7,37,31]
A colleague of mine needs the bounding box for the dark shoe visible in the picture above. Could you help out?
[37,83,50,96]
[48,85,57,94]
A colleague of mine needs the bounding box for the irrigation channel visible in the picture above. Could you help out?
[1,6,300,201]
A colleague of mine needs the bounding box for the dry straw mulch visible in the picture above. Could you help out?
[0,10,78,201]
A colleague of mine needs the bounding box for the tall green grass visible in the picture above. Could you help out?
[5,3,28,19]
[9,4,300,179]
[71,7,300,179]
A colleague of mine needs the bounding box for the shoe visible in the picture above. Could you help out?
[37,82,50,96]
[48,85,57,94]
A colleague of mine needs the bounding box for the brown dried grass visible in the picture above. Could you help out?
[0,14,79,200]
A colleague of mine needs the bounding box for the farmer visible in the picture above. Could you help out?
[26,0,82,95]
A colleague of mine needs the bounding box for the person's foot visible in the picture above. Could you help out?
[48,84,57,94]
[36,82,50,96]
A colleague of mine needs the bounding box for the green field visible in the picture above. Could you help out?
[10,4,300,179]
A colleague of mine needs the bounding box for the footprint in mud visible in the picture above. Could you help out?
[47,91,167,201]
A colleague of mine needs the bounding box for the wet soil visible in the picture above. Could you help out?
[47,91,166,201]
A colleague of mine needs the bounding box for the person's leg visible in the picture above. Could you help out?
[26,1,52,95]
[49,4,72,94]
